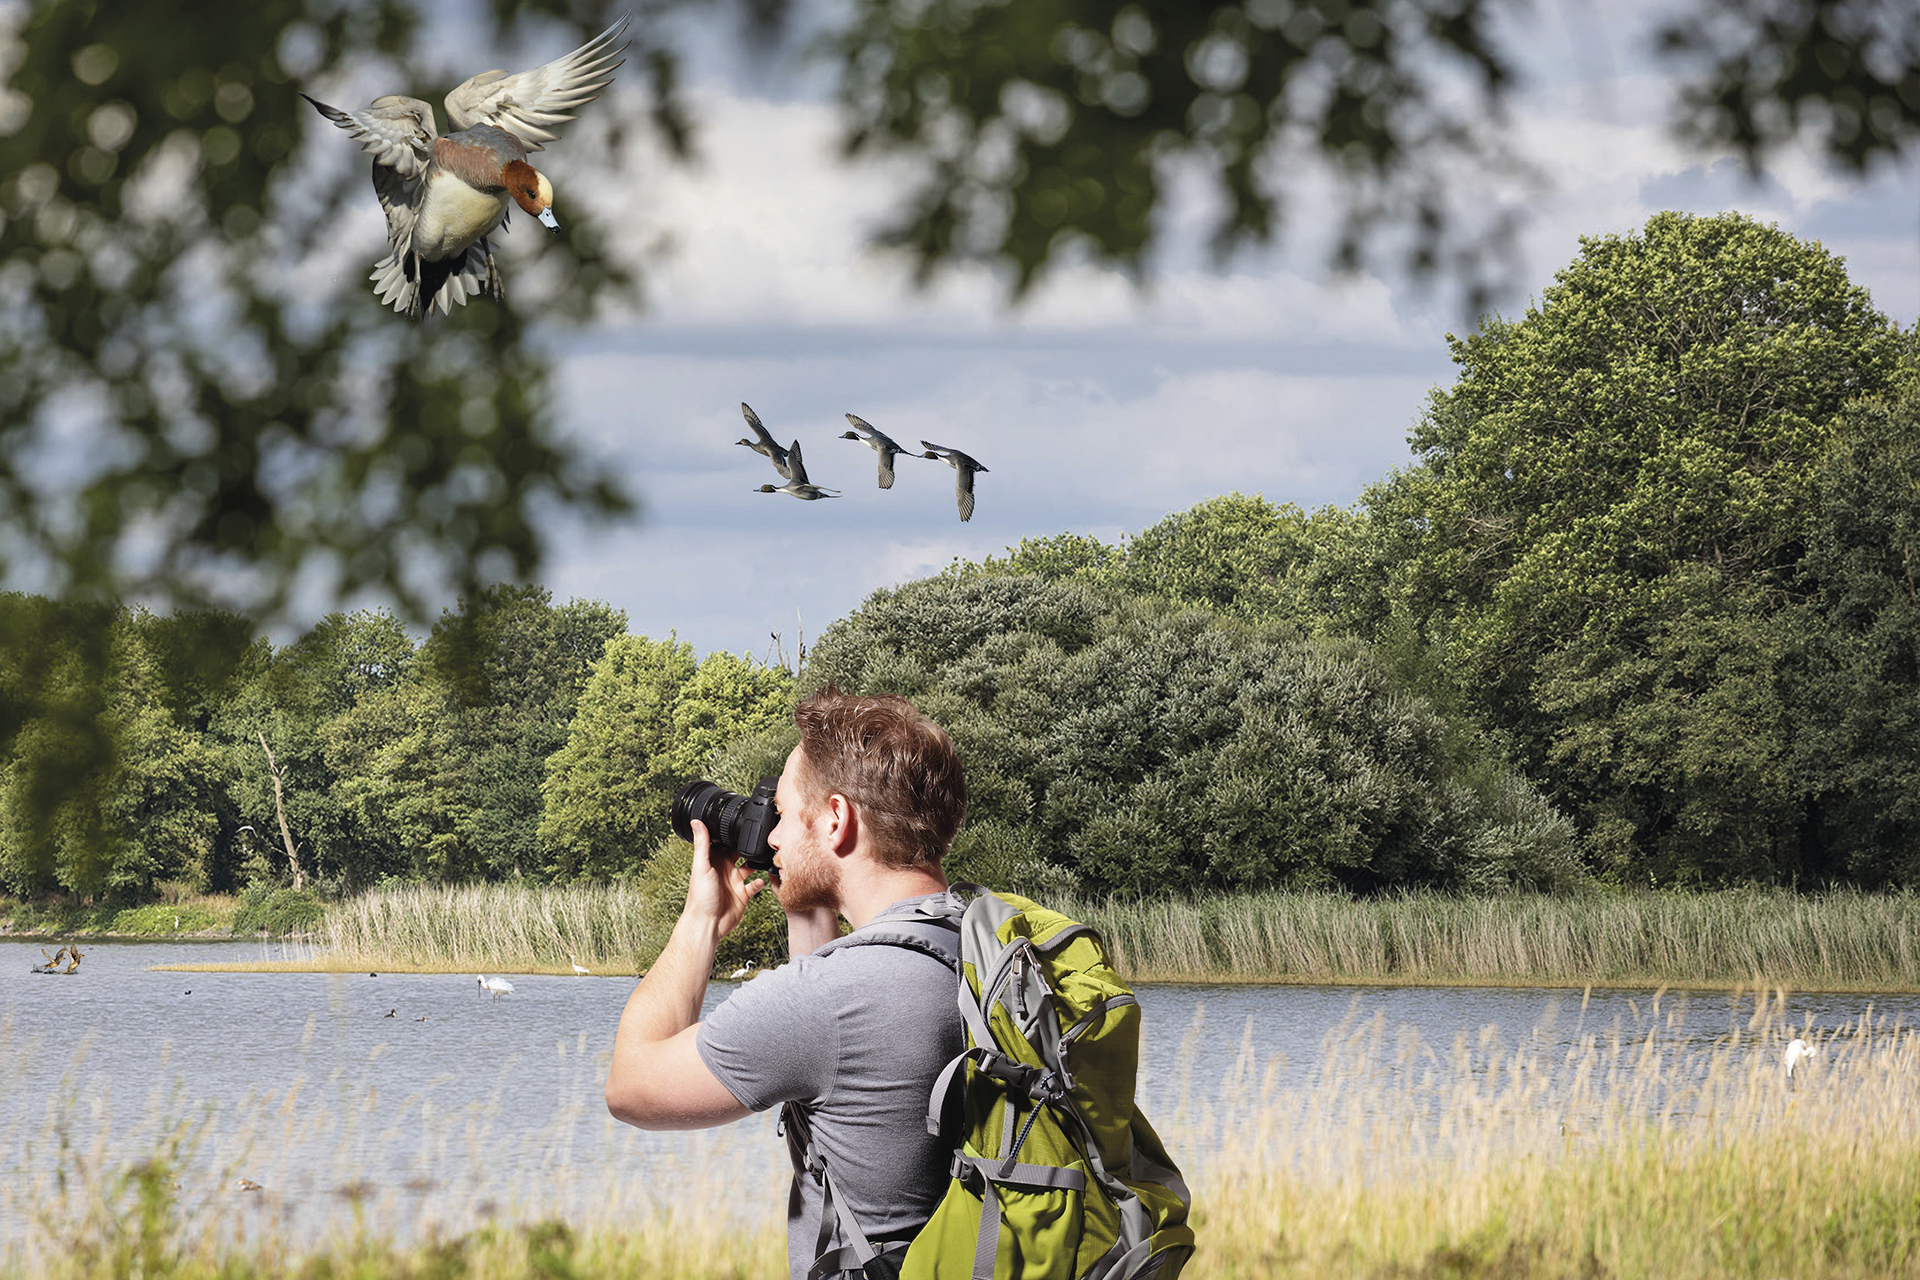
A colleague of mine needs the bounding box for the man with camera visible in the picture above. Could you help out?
[604,687,969,1280]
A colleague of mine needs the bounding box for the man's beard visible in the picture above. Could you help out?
[773,844,840,914]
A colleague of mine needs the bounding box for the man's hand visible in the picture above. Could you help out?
[685,818,767,939]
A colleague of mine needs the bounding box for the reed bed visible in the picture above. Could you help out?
[304,882,656,974]
[163,882,1920,988]
[1077,887,1920,989]
[7,1001,1919,1279]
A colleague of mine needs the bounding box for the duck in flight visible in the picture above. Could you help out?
[737,403,792,479]
[304,17,629,318]
[756,439,839,501]
[840,414,905,489]
[920,441,989,522]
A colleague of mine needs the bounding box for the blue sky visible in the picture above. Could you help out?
[306,1,1920,658]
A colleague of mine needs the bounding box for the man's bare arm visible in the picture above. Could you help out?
[605,821,759,1130]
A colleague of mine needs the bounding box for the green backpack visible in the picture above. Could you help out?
[784,886,1194,1280]
[902,884,1194,1280]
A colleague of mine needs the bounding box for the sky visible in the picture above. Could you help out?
[318,2,1920,659]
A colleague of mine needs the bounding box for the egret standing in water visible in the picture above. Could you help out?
[1785,1037,1816,1085]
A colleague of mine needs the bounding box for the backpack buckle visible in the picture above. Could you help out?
[949,1150,983,1191]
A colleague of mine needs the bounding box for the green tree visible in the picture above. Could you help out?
[1787,366,1920,885]
[325,675,469,883]
[0,607,218,898]
[1367,211,1901,881]
[420,587,626,879]
[210,609,417,892]
[804,573,1578,897]
[541,640,792,881]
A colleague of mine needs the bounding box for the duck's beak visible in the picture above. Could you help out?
[538,208,560,232]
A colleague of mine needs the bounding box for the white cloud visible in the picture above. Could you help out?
[528,0,1920,656]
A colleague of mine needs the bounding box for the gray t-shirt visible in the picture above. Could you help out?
[697,896,966,1280]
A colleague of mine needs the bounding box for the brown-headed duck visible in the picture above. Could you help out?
[304,17,628,318]
[737,402,793,479]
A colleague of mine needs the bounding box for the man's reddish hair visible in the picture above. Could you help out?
[792,687,967,870]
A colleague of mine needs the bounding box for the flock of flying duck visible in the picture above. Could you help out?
[738,404,989,522]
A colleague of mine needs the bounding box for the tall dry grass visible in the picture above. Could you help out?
[8,999,1919,1279]
[309,882,656,973]
[1076,887,1920,988]
[177,882,1920,987]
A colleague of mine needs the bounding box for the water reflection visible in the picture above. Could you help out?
[3,941,1917,1249]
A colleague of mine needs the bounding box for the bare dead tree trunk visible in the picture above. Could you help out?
[257,731,306,890]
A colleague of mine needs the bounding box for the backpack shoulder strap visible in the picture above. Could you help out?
[781,894,967,1279]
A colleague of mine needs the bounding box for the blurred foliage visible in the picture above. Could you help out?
[829,0,1920,304]
[0,0,667,617]
[1659,0,1920,174]
[834,0,1530,302]
[0,0,690,854]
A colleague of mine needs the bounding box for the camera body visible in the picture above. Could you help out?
[672,777,780,868]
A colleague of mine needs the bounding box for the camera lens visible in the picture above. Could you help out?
[669,777,781,867]
[671,780,727,845]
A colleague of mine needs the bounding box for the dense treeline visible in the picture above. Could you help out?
[0,585,793,900]
[3,211,1916,904]
[960,213,1920,890]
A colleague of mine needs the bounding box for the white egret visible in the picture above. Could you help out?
[727,961,758,980]
[477,974,515,1000]
[1785,1037,1816,1083]
[570,956,590,976]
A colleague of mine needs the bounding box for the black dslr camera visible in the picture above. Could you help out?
[671,778,780,869]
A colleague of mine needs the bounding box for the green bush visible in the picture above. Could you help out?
[232,884,325,935]
[106,901,232,935]
[806,575,1579,897]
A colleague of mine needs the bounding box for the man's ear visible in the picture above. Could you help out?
[826,793,860,857]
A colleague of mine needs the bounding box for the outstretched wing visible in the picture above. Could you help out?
[742,402,775,447]
[443,16,630,150]
[787,438,810,486]
[304,93,437,179]
[307,93,435,287]
[955,467,976,522]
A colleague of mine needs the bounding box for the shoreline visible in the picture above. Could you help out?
[141,956,1920,994]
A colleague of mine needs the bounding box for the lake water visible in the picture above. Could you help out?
[4,939,1917,1249]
